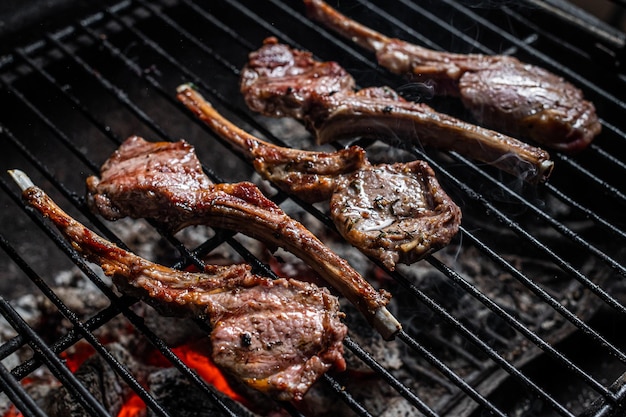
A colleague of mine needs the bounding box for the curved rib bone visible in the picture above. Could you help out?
[9,169,348,402]
[177,84,461,271]
[82,136,401,339]
[177,85,369,204]
[304,0,601,152]
[240,37,553,184]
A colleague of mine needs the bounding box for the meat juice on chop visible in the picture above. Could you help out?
[9,169,347,402]
[240,37,553,184]
[85,136,401,339]
[177,84,461,271]
[304,0,601,153]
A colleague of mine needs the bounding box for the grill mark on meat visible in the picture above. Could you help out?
[240,37,553,184]
[9,170,347,402]
[304,0,601,153]
[84,136,401,339]
[176,84,461,270]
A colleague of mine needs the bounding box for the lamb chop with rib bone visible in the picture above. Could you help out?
[304,0,601,152]
[9,169,348,402]
[84,136,400,339]
[240,37,554,184]
[177,84,461,271]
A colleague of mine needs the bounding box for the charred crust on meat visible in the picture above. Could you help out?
[240,332,253,348]
[82,136,401,338]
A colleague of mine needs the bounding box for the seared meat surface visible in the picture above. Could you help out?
[331,161,460,269]
[304,0,601,152]
[10,170,347,402]
[86,136,400,339]
[177,84,461,270]
[240,37,553,184]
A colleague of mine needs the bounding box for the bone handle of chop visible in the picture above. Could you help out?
[8,169,402,340]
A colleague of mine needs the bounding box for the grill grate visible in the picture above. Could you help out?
[1,1,626,416]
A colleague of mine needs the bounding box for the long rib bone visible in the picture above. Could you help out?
[304,0,601,152]
[240,37,554,184]
[83,137,401,339]
[9,169,347,401]
[177,83,368,204]
[177,84,461,271]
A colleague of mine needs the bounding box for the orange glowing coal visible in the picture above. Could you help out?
[3,339,247,417]
[117,392,145,417]
[3,405,22,417]
[60,342,96,373]
[2,343,97,417]
[170,344,247,404]
[115,340,247,417]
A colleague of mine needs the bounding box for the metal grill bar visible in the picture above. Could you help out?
[67,7,464,413]
[75,11,481,413]
[422,147,626,314]
[0,360,47,417]
[1,1,625,416]
[301,0,626,220]
[0,86,291,417]
[101,2,576,413]
[0,230,171,417]
[0,293,110,417]
[0,165,243,417]
[180,0,626,389]
[311,0,626,233]
[443,0,625,107]
[1,10,358,417]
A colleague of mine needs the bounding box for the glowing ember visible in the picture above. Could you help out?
[117,392,145,417]
[171,344,247,404]
[3,405,22,417]
[3,340,249,417]
[60,343,95,373]
[112,341,247,417]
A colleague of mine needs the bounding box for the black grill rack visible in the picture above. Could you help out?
[1,1,625,416]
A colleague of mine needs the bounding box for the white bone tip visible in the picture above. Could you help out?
[7,169,35,191]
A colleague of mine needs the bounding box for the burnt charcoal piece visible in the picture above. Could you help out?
[44,343,148,417]
[82,137,400,339]
[177,84,461,270]
[11,171,347,402]
[240,37,553,184]
[147,368,259,417]
[304,0,601,152]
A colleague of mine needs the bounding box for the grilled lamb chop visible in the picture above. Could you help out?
[240,37,553,184]
[84,136,400,339]
[9,169,347,402]
[177,84,461,270]
[304,0,601,152]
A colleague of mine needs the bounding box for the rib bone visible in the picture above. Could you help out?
[177,84,461,271]
[82,137,401,339]
[240,37,553,183]
[9,169,348,401]
[304,0,601,152]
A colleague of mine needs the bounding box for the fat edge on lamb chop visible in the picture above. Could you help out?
[8,169,348,402]
[304,0,601,153]
[177,83,461,271]
[240,37,554,184]
[84,136,401,340]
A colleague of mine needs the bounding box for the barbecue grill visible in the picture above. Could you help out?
[1,1,625,416]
